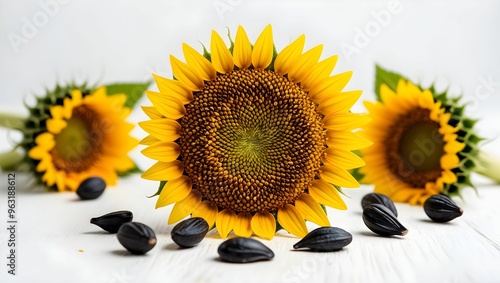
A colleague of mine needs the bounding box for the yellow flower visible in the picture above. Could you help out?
[140,25,370,239]
[361,80,467,205]
[27,87,138,191]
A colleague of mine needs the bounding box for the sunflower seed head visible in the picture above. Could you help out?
[171,217,209,248]
[363,204,408,236]
[424,195,463,222]
[293,227,352,252]
[117,222,157,255]
[90,210,133,233]
[218,237,274,263]
[361,193,398,217]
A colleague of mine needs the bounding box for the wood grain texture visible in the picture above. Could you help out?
[1,173,500,283]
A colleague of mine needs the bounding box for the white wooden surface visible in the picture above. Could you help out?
[1,173,500,283]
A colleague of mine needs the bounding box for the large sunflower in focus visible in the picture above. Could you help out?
[26,86,138,191]
[140,25,371,239]
[361,66,482,205]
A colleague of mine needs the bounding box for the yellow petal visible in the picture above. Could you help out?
[233,26,252,69]
[36,156,52,172]
[419,89,435,108]
[141,106,162,119]
[170,55,204,91]
[277,204,308,238]
[50,105,64,119]
[153,74,193,104]
[46,118,67,134]
[62,98,73,119]
[301,55,338,90]
[323,113,371,131]
[440,153,460,169]
[71,89,82,106]
[287,45,323,83]
[182,43,216,81]
[146,91,185,119]
[168,190,201,224]
[155,175,192,208]
[295,193,330,227]
[138,119,181,141]
[210,30,234,74]
[323,148,365,170]
[274,35,305,75]
[251,24,273,69]
[34,132,55,150]
[320,164,360,188]
[139,135,160,145]
[233,212,253,237]
[251,212,276,240]
[326,131,373,150]
[444,140,466,153]
[309,179,347,210]
[192,200,218,228]
[309,71,353,102]
[141,160,184,181]
[318,90,363,115]
[28,146,48,160]
[215,209,237,238]
[441,170,458,183]
[141,141,181,162]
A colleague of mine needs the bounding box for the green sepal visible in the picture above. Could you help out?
[105,82,151,108]
[148,180,167,198]
[374,65,408,100]
[117,162,142,177]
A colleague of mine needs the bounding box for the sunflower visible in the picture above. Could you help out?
[140,25,371,239]
[21,85,139,191]
[361,68,482,205]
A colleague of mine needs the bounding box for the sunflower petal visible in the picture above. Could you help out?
[323,113,371,131]
[251,212,276,240]
[46,118,67,134]
[216,209,237,238]
[182,43,216,81]
[252,24,273,69]
[287,45,323,83]
[168,190,202,224]
[326,131,373,150]
[320,164,360,188]
[146,91,185,119]
[71,89,82,106]
[34,132,55,150]
[211,30,234,74]
[141,160,184,181]
[441,170,458,183]
[295,193,330,226]
[309,179,347,210]
[444,140,466,153]
[138,119,181,141]
[317,90,363,115]
[141,106,162,119]
[170,55,204,91]
[441,153,460,169]
[153,74,193,104]
[28,146,48,160]
[301,55,338,90]
[277,204,308,238]
[233,212,253,237]
[139,135,160,145]
[323,148,365,169]
[309,71,353,102]
[233,26,252,69]
[141,141,181,162]
[274,35,305,75]
[155,175,192,208]
[192,200,218,228]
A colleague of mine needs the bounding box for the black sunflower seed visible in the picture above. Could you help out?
[171,217,209,248]
[117,222,157,255]
[424,195,463,223]
[90,211,133,233]
[361,193,398,217]
[76,177,106,200]
[363,204,408,236]
[293,227,352,252]
[218,237,274,263]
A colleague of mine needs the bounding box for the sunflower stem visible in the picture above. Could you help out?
[476,150,500,184]
[0,150,25,171]
[0,113,25,130]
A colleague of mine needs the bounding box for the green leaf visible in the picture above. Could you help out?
[117,162,142,177]
[105,82,151,108]
[374,65,408,100]
[148,180,167,198]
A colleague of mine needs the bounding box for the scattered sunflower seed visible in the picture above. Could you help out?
[424,195,463,223]
[293,227,352,252]
[90,211,133,233]
[76,177,106,200]
[361,193,398,217]
[171,217,209,248]
[363,204,408,236]
[117,222,157,255]
[218,237,274,263]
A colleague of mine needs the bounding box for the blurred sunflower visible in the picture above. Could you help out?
[0,83,147,191]
[140,25,371,239]
[360,66,486,205]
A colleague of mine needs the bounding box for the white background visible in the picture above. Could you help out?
[1,1,500,283]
